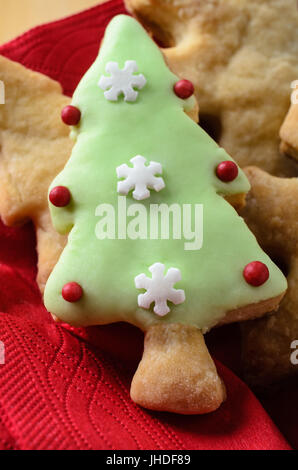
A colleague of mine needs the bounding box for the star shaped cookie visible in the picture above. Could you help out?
[0,56,72,291]
[240,166,298,388]
[126,0,298,176]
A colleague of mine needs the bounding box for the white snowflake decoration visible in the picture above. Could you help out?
[116,155,165,200]
[98,60,146,102]
[135,263,185,317]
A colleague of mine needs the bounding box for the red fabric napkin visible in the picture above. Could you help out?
[0,0,293,450]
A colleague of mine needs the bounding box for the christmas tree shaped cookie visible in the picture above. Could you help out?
[44,15,287,414]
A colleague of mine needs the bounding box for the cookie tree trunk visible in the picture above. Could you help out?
[131,324,226,414]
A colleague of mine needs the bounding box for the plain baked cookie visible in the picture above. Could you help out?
[240,166,298,389]
[125,0,298,176]
[0,55,70,291]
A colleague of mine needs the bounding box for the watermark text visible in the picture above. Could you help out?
[95,197,203,251]
[291,80,298,104]
[290,340,298,365]
[0,341,4,365]
[0,80,4,104]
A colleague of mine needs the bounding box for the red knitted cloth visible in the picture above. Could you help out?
[0,0,294,450]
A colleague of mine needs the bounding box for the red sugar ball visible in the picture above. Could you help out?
[49,186,71,207]
[61,105,81,126]
[174,79,194,99]
[216,161,239,182]
[243,261,269,287]
[62,282,83,303]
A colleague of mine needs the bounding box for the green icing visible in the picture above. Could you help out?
[44,15,287,332]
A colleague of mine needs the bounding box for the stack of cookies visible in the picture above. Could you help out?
[0,0,297,413]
